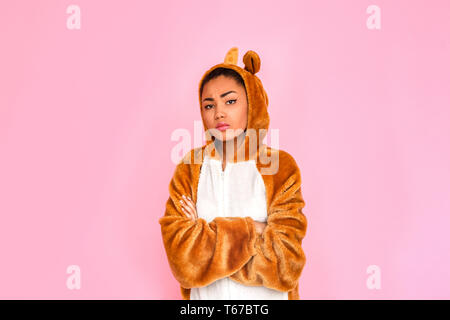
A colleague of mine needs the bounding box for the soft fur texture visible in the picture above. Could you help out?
[159,47,307,300]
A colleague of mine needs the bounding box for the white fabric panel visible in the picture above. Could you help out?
[190,156,288,300]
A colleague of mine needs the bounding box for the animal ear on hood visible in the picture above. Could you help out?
[224,47,239,65]
[223,47,261,76]
[243,50,261,75]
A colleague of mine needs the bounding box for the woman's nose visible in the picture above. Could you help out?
[215,112,224,120]
[214,104,226,119]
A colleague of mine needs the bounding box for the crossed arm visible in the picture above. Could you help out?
[180,194,267,234]
[159,162,258,289]
[159,155,307,291]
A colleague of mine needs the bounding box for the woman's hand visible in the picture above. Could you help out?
[253,221,267,235]
[180,195,198,221]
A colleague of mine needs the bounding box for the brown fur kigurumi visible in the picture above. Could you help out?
[159,47,308,300]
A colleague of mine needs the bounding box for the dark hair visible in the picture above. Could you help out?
[200,67,246,97]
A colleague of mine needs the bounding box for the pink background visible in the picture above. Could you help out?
[1,0,449,299]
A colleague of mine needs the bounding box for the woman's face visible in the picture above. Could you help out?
[201,75,248,141]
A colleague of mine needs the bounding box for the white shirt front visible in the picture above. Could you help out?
[190,155,288,300]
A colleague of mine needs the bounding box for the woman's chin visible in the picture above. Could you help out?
[210,128,244,142]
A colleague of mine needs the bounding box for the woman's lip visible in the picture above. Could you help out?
[216,125,230,131]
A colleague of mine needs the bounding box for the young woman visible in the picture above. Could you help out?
[159,47,308,300]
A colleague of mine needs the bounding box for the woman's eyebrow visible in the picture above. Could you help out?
[202,90,237,102]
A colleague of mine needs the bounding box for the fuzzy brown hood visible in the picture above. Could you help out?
[197,47,271,163]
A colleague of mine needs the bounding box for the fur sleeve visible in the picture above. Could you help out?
[159,160,258,289]
[228,152,308,292]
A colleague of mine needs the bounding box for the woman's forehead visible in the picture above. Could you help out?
[202,77,244,97]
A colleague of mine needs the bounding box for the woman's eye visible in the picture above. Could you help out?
[204,105,213,110]
[226,99,237,105]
